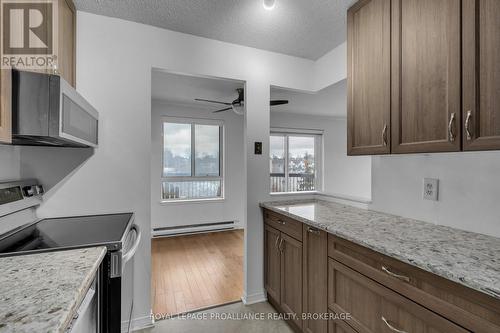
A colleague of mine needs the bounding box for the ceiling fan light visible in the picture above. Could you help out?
[263,0,276,11]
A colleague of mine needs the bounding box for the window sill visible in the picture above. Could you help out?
[159,197,225,205]
[270,191,318,196]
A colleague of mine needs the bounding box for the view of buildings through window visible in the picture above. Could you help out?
[270,133,319,193]
[162,120,223,200]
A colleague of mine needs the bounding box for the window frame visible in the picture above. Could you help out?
[270,128,323,194]
[161,116,225,202]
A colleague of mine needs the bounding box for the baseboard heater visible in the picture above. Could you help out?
[152,221,236,237]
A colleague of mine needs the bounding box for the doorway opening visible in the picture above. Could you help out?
[150,70,246,318]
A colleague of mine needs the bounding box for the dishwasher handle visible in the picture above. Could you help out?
[122,224,141,265]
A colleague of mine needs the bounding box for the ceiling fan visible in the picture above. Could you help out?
[195,88,288,114]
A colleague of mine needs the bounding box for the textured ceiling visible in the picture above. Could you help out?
[74,0,356,60]
[152,70,346,117]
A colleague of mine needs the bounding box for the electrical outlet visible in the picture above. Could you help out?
[423,178,439,201]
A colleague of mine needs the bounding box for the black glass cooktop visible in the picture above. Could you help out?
[0,213,133,255]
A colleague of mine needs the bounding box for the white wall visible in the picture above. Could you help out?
[370,152,500,238]
[0,146,20,181]
[30,11,344,329]
[270,113,371,200]
[314,42,347,91]
[150,101,245,229]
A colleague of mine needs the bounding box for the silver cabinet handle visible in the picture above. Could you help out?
[382,124,388,146]
[382,266,410,283]
[448,112,456,142]
[274,234,280,251]
[465,110,472,141]
[307,227,321,235]
[277,219,286,225]
[278,238,284,253]
[382,316,408,333]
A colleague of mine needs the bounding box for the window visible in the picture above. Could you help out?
[162,118,223,201]
[270,131,322,193]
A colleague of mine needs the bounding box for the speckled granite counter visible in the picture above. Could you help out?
[0,247,107,333]
[261,199,500,300]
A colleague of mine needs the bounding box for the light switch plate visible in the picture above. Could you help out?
[423,178,439,201]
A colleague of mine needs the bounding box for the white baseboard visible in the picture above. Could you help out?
[241,291,267,305]
[122,314,154,332]
[152,221,242,237]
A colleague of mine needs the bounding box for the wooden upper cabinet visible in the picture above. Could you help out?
[58,0,76,87]
[462,0,500,150]
[347,0,391,155]
[0,0,74,145]
[391,0,462,153]
[0,70,12,144]
[264,225,281,303]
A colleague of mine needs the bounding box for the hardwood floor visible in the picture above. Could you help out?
[151,229,244,316]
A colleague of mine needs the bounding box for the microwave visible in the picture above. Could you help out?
[11,69,99,148]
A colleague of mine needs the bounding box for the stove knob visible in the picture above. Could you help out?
[22,186,35,197]
[35,185,44,195]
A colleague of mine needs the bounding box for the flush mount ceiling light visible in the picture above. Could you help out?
[263,0,276,10]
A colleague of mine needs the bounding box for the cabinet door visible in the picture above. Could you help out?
[329,259,469,333]
[58,0,76,87]
[347,0,391,155]
[280,233,303,330]
[0,70,12,144]
[463,0,500,150]
[391,0,461,153]
[303,226,328,333]
[264,225,281,303]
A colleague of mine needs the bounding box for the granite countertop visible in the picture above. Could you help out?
[0,247,107,333]
[261,199,500,300]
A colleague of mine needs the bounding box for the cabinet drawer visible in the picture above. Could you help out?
[328,311,358,333]
[328,258,469,333]
[328,234,500,332]
[264,209,303,241]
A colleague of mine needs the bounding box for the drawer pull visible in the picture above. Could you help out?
[382,316,407,333]
[307,227,321,235]
[277,219,286,225]
[382,266,410,283]
[274,235,280,251]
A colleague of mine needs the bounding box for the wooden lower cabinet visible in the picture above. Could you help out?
[328,312,358,333]
[303,225,328,333]
[264,223,303,331]
[328,259,468,333]
[264,209,500,333]
[281,233,303,330]
[264,225,281,302]
[328,234,500,332]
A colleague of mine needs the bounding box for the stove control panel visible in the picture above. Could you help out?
[0,180,43,205]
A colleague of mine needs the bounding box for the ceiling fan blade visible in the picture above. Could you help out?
[195,98,232,106]
[212,107,233,113]
[270,100,289,106]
